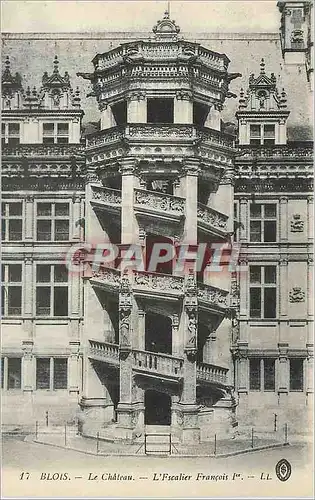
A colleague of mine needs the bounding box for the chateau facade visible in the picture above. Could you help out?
[1,2,313,441]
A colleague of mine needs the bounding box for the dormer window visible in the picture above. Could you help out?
[43,122,69,144]
[250,124,275,146]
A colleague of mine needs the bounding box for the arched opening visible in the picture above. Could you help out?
[144,390,171,425]
[145,312,172,354]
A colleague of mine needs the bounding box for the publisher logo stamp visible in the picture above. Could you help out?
[275,459,292,482]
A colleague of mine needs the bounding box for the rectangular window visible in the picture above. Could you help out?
[264,359,275,391]
[2,123,20,145]
[249,265,277,319]
[36,202,70,241]
[36,358,68,390]
[249,359,261,390]
[36,358,50,389]
[36,264,68,317]
[147,98,174,124]
[53,359,68,389]
[249,203,277,242]
[0,358,4,389]
[289,358,304,391]
[249,358,275,391]
[1,264,22,316]
[7,358,22,389]
[111,101,127,125]
[250,124,275,145]
[1,202,23,241]
[43,123,69,144]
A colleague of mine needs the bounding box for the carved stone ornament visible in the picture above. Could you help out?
[119,273,132,350]
[290,214,304,233]
[289,287,305,303]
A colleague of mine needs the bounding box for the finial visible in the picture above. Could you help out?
[53,55,59,73]
[5,56,10,69]
[260,58,265,74]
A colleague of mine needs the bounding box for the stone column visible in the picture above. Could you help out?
[204,102,222,131]
[174,91,193,124]
[179,274,200,443]
[68,340,81,394]
[21,340,34,392]
[85,172,105,242]
[279,257,289,344]
[279,197,288,241]
[100,102,116,130]
[71,194,82,241]
[171,313,181,356]
[307,196,314,242]
[211,167,234,233]
[120,158,140,245]
[24,195,34,240]
[127,92,146,123]
[116,273,135,437]
[137,308,146,351]
[23,257,34,339]
[239,198,248,241]
[236,354,249,394]
[277,344,289,406]
[307,256,314,321]
[278,118,287,144]
[182,158,198,245]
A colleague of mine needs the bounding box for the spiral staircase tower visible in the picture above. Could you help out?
[78,11,239,443]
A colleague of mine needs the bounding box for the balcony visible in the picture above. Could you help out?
[88,340,229,386]
[134,188,185,223]
[196,361,228,386]
[86,124,234,172]
[197,282,229,313]
[90,184,122,213]
[89,266,121,292]
[133,271,184,299]
[133,349,183,381]
[197,202,228,237]
[89,340,119,365]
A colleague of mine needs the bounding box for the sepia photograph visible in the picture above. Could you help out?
[1,0,314,498]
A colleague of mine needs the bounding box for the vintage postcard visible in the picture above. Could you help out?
[1,0,314,498]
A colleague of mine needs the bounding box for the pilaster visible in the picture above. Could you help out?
[127,92,147,123]
[182,158,199,244]
[174,90,193,124]
[21,340,34,392]
[279,196,288,241]
[24,195,34,240]
[120,158,140,245]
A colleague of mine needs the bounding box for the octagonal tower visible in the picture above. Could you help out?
[78,11,240,444]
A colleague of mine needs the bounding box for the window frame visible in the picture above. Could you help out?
[42,122,69,144]
[249,358,276,392]
[36,201,70,242]
[249,264,277,319]
[289,358,304,392]
[36,357,68,391]
[1,263,23,317]
[1,201,24,241]
[1,122,21,145]
[249,202,277,243]
[35,263,69,317]
[249,123,276,146]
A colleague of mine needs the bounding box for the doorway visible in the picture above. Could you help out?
[144,390,171,425]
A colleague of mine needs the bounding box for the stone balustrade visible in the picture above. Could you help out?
[2,143,84,157]
[89,340,120,364]
[133,271,184,295]
[197,202,228,232]
[196,361,228,384]
[133,349,184,378]
[90,184,122,206]
[90,266,121,288]
[197,282,229,309]
[134,188,185,215]
[88,340,229,386]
